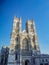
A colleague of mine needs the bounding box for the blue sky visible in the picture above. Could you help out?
[0,0,49,54]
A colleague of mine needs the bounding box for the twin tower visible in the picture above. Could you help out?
[10,16,40,54]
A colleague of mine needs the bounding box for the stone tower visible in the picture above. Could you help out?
[1,16,49,65]
[10,16,22,50]
[8,16,22,65]
[7,16,40,65]
[26,20,40,53]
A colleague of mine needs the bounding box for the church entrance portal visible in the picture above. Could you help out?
[25,60,29,65]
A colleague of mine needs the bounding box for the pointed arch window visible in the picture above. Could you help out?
[16,22,19,32]
[16,35,19,44]
[22,38,29,50]
[16,37,18,43]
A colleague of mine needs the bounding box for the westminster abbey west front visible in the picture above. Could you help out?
[0,16,49,65]
[8,16,40,65]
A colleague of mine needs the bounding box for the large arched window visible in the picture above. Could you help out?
[16,37,19,43]
[15,35,20,44]
[15,35,20,50]
[22,38,29,50]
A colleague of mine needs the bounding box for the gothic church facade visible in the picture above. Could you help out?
[0,16,49,65]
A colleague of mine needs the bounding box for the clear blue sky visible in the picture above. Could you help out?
[0,0,49,54]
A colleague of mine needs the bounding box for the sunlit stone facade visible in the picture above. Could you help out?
[0,16,49,65]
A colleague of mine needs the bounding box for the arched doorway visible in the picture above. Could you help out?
[25,60,29,65]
